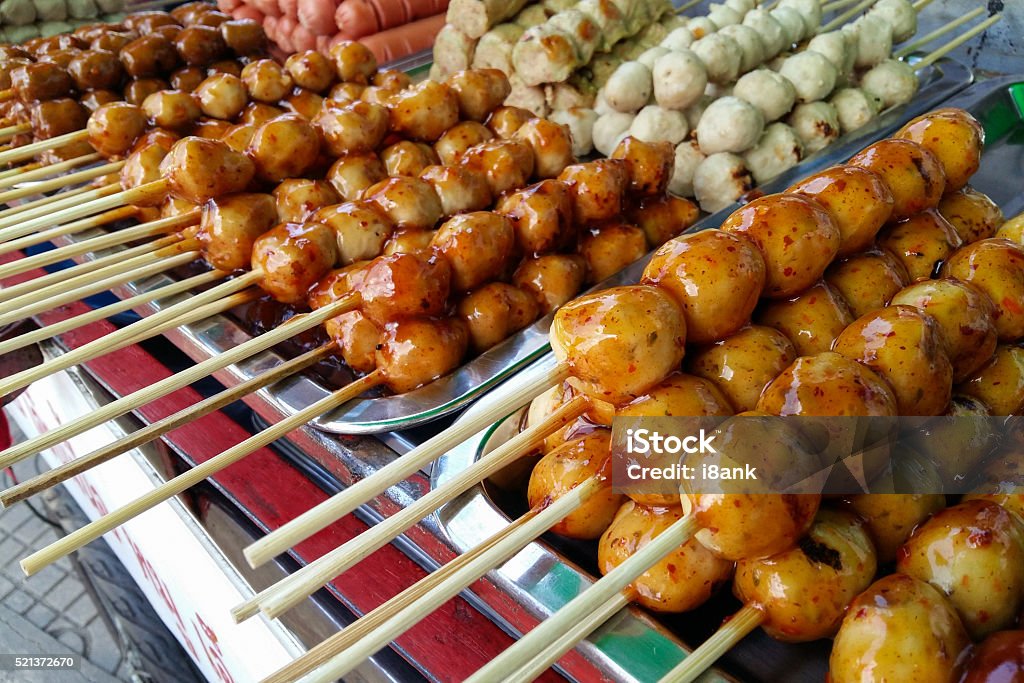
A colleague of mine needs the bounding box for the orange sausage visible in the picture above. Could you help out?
[335,0,379,38]
[231,5,264,21]
[279,0,299,20]
[357,12,446,63]
[298,0,338,35]
[292,24,319,50]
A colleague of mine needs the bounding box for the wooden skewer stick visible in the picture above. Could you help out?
[0,268,260,401]
[0,236,186,311]
[895,7,985,57]
[657,605,766,683]
[914,13,1002,70]
[0,179,166,237]
[0,344,335,508]
[0,152,102,191]
[0,184,120,233]
[20,363,376,577]
[0,130,89,166]
[673,0,701,14]
[0,267,226,359]
[241,360,574,569]
[822,0,862,12]
[0,160,124,205]
[0,122,30,143]
[0,247,200,326]
[242,393,589,623]
[819,0,876,33]
[0,161,42,181]
[0,293,359,469]
[912,0,935,10]
[295,478,606,683]
[0,205,142,262]
[0,210,197,279]
[465,515,700,683]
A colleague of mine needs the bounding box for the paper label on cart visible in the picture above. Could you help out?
[610,415,1024,496]
[7,374,295,683]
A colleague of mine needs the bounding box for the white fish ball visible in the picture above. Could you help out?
[771,6,805,45]
[869,0,917,43]
[630,104,689,144]
[637,46,671,69]
[708,3,742,28]
[734,69,797,122]
[653,49,708,111]
[860,58,919,109]
[696,96,765,154]
[605,61,653,113]
[670,139,705,197]
[692,33,742,84]
[685,95,713,130]
[694,152,753,214]
[742,122,803,184]
[550,107,600,156]
[593,111,635,156]
[743,9,786,58]
[688,16,719,40]
[787,101,840,154]
[830,87,881,134]
[660,26,694,51]
[850,15,892,69]
[807,31,848,71]
[779,51,838,103]
[778,0,821,37]
[718,24,767,73]
[726,0,756,14]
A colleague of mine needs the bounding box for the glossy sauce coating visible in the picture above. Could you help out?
[86,102,148,159]
[960,630,1024,683]
[460,138,536,196]
[273,180,340,223]
[757,280,853,356]
[610,136,676,197]
[690,491,821,561]
[431,212,516,292]
[513,254,588,316]
[824,249,910,319]
[878,209,963,282]
[327,153,388,202]
[359,251,451,326]
[580,223,648,284]
[456,282,539,353]
[375,317,468,393]
[496,180,575,256]
[757,352,898,417]
[688,325,797,413]
[419,164,493,217]
[435,121,495,165]
[198,192,278,271]
[313,201,393,266]
[387,80,460,142]
[895,108,984,193]
[838,493,945,564]
[164,137,255,204]
[445,68,512,122]
[943,239,1024,342]
[557,159,629,224]
[940,187,1005,244]
[849,138,947,220]
[366,176,443,232]
[515,117,576,180]
[960,344,1024,416]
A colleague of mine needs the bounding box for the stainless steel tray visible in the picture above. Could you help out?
[430,75,1024,682]
[33,58,974,435]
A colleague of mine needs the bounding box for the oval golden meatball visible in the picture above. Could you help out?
[642,230,766,345]
[283,88,324,120]
[445,68,512,122]
[690,492,820,561]
[431,212,516,292]
[688,325,796,413]
[317,98,389,153]
[735,509,877,641]
[220,123,256,153]
[87,102,148,159]
[308,262,370,311]
[757,352,898,416]
[628,195,700,249]
[174,25,227,66]
[456,282,539,353]
[325,309,380,375]
[599,501,733,612]
[787,165,895,256]
[419,164,493,216]
[246,114,321,183]
[829,574,970,683]
[273,179,340,224]
[241,59,292,103]
[878,209,963,282]
[943,239,1024,341]
[163,136,256,204]
[220,19,268,56]
[580,223,648,284]
[959,343,1024,415]
[435,121,495,165]
[495,180,575,256]
[513,254,587,316]
[898,500,1024,639]
[551,285,687,405]
[890,279,998,382]
[611,136,675,198]
[327,152,387,202]
[383,229,436,256]
[996,211,1024,244]
[837,494,945,564]
[515,117,576,180]
[721,194,841,299]
[375,317,468,393]
[194,73,247,120]
[939,187,1004,244]
[313,201,394,266]
[849,138,947,220]
[824,249,910,318]
[756,280,853,356]
[528,431,623,539]
[380,141,438,178]
[141,90,201,131]
[240,102,286,127]
[367,176,443,231]
[557,159,629,225]
[960,631,1024,683]
[486,105,534,139]
[120,35,179,78]
[328,40,377,84]
[833,305,953,416]
[120,132,178,199]
[284,50,334,93]
[251,222,338,304]
[124,78,170,107]
[896,108,983,193]
[460,138,536,196]
[192,119,232,140]
[387,80,460,142]
[171,66,205,93]
[198,192,278,271]
[359,251,451,326]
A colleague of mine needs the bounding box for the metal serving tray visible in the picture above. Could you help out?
[430,75,1024,682]
[30,57,974,436]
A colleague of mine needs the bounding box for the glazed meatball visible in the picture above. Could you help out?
[174,25,227,67]
[515,117,576,180]
[460,138,536,196]
[246,114,320,183]
[850,139,946,220]
[162,136,255,204]
[824,249,909,319]
[513,254,588,315]
[251,222,338,304]
[359,251,451,326]
[689,490,820,561]
[388,80,460,142]
[939,186,1004,244]
[375,317,468,393]
[942,239,1024,341]
[688,325,796,413]
[419,164,493,216]
[141,90,201,131]
[328,40,377,84]
[435,121,494,165]
[757,352,898,416]
[68,50,124,92]
[959,343,1024,416]
[284,50,334,93]
[273,180,339,224]
[757,280,854,356]
[194,73,247,120]
[327,153,387,202]
[198,192,278,271]
[896,109,984,193]
[220,19,267,56]
[120,35,179,78]
[445,68,512,122]
[431,212,515,292]
[315,100,389,157]
[366,176,443,231]
[495,180,575,256]
[241,59,292,103]
[557,159,629,224]
[877,209,963,282]
[456,282,539,353]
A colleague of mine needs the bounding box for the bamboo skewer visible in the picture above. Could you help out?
[241,361,574,570]
[0,344,336,508]
[297,478,606,683]
[0,161,42,181]
[0,210,197,279]
[912,0,935,10]
[0,122,28,142]
[0,183,107,225]
[657,605,766,683]
[819,0,876,33]
[0,153,103,191]
[0,130,89,166]
[0,269,261,400]
[0,160,124,205]
[895,6,986,57]
[0,179,156,235]
[0,248,202,326]
[236,392,588,623]
[20,367,377,577]
[0,293,360,469]
[0,230,174,303]
[0,267,227,358]
[673,0,701,14]
[914,13,1002,70]
[465,515,700,683]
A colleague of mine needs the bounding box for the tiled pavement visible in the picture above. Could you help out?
[0,417,129,682]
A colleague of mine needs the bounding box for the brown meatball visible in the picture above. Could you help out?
[387,80,460,142]
[313,200,394,266]
[283,88,325,120]
[120,35,179,78]
[515,117,576,180]
[824,249,910,318]
[849,138,947,220]
[313,100,389,156]
[359,251,451,326]
[557,159,629,224]
[241,59,292,103]
[457,282,539,352]
[688,325,797,412]
[328,40,377,84]
[273,179,340,223]
[580,223,647,283]
[87,102,148,159]
[142,90,201,131]
[757,280,854,356]
[628,195,700,248]
[163,136,256,204]
[758,351,898,416]
[251,222,338,304]
[242,102,288,128]
[419,164,493,216]
[834,305,953,415]
[246,114,321,182]
[376,317,468,393]
[445,68,512,122]
[11,62,75,102]
[170,66,206,92]
[123,11,179,33]
[308,261,370,310]
[435,121,494,165]
[895,108,984,193]
[174,25,227,66]
[512,254,587,316]
[198,192,278,271]
[194,10,229,28]
[91,31,134,54]
[486,105,534,139]
[690,491,821,561]
[460,138,536,196]
[81,90,121,112]
[960,631,1024,683]
[878,209,963,282]
[721,193,841,298]
[327,152,387,202]
[381,141,438,178]
[643,229,766,345]
[496,180,575,256]
[220,19,267,55]
[29,99,88,141]
[366,176,443,231]
[943,239,1024,341]
[959,343,1024,415]
[328,81,365,104]
[283,50,334,93]
[172,1,212,23]
[939,186,1005,244]
[325,309,380,374]
[610,136,675,197]
[195,73,247,120]
[124,78,169,106]
[220,122,257,153]
[68,51,125,92]
[432,212,516,292]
